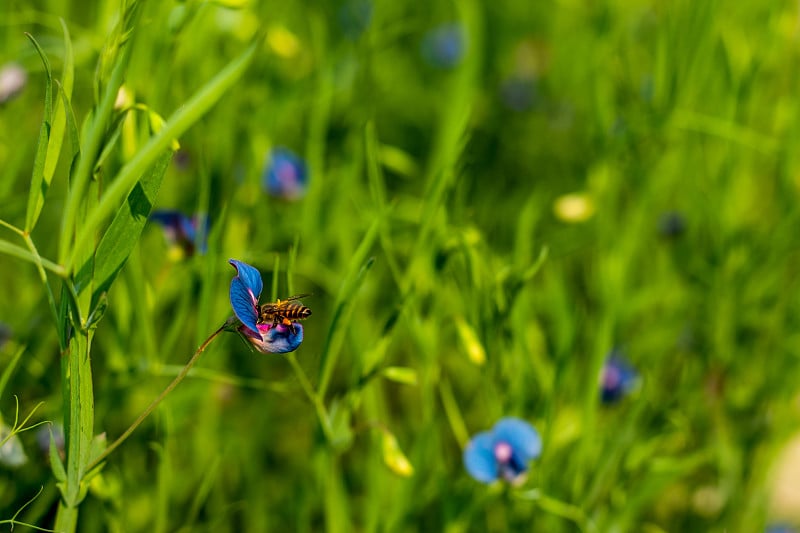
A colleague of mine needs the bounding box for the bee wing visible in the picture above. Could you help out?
[281,293,312,303]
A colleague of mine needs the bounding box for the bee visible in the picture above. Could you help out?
[258,294,312,334]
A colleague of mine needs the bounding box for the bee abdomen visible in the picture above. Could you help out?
[285,304,312,319]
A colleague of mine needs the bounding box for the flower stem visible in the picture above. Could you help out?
[86,325,224,471]
[285,352,335,443]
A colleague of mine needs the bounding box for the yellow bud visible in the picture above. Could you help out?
[382,432,414,477]
[553,192,595,223]
[267,26,301,58]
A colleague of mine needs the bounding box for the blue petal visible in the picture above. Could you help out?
[463,431,498,483]
[150,210,184,240]
[150,209,184,228]
[492,418,541,463]
[263,148,308,200]
[258,323,304,354]
[242,323,304,354]
[229,259,263,333]
[600,354,638,404]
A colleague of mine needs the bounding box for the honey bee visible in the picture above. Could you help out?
[258,294,312,334]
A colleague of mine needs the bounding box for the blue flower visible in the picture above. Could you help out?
[421,24,465,69]
[263,148,308,200]
[463,417,541,485]
[228,259,304,354]
[658,211,686,238]
[150,210,208,258]
[600,352,638,404]
[766,525,797,533]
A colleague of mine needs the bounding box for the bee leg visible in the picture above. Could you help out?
[281,317,296,335]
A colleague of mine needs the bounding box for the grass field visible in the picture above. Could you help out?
[2,0,800,531]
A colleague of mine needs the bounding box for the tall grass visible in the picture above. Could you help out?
[2,0,800,531]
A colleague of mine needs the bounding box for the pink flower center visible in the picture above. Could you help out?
[494,441,513,463]
[278,163,298,186]
[603,366,621,388]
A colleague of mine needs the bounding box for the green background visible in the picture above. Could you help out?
[2,0,800,531]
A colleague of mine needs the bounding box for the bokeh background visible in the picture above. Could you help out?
[2,0,800,531]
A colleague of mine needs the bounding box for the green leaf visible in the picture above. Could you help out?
[317,227,378,398]
[88,432,107,466]
[49,427,67,483]
[24,32,54,232]
[66,38,259,273]
[58,2,142,265]
[27,20,75,232]
[0,346,25,401]
[73,150,172,309]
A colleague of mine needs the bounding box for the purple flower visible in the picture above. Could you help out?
[421,24,465,69]
[228,259,304,354]
[150,210,208,257]
[263,148,308,200]
[463,417,541,485]
[600,352,638,404]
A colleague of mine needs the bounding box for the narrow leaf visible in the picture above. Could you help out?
[24,32,54,232]
[57,81,81,179]
[317,214,381,397]
[0,346,25,401]
[49,428,67,483]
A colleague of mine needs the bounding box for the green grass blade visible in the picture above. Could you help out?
[58,1,142,265]
[318,217,380,397]
[66,38,259,273]
[57,80,81,180]
[0,239,65,276]
[0,346,25,401]
[23,32,54,232]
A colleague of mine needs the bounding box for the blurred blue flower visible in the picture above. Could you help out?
[463,417,541,485]
[228,259,304,354]
[658,211,686,238]
[150,210,209,258]
[263,148,308,200]
[600,352,638,404]
[421,24,465,69]
[338,0,372,40]
[0,63,27,104]
[766,525,797,533]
